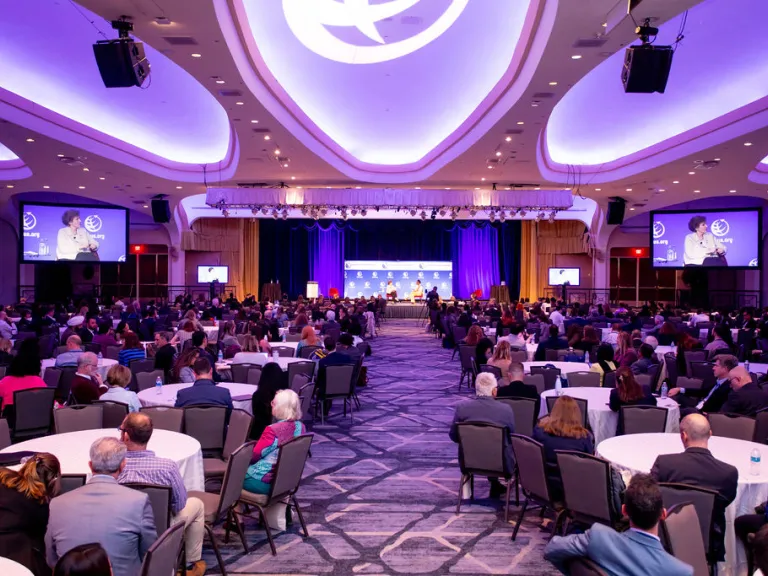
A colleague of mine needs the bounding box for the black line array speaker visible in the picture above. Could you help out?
[151,199,171,223]
[606,199,626,225]
[93,40,150,88]
[621,45,674,94]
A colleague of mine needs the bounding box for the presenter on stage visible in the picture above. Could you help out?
[410,279,424,304]
[683,215,726,266]
[386,280,398,301]
[56,209,99,261]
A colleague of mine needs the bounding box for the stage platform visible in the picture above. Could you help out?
[384,302,429,319]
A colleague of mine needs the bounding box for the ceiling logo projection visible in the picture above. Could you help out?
[282,0,468,64]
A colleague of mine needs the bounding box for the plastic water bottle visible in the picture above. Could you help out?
[751,448,761,476]
[746,360,751,373]
[282,332,287,342]
[272,350,279,362]
[585,351,590,367]
[217,350,224,363]
[661,382,668,399]
[555,375,563,397]
[155,376,163,396]
[97,351,103,361]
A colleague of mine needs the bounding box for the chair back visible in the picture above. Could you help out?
[452,326,467,345]
[215,441,257,519]
[664,353,679,387]
[140,407,183,432]
[183,405,228,453]
[54,368,78,403]
[125,483,173,531]
[84,343,102,355]
[231,363,256,383]
[105,345,122,361]
[246,367,262,385]
[298,345,321,359]
[556,450,614,525]
[54,405,104,433]
[544,349,560,362]
[456,422,510,477]
[690,362,717,390]
[54,345,69,357]
[136,371,165,392]
[43,367,62,389]
[0,418,10,450]
[754,408,768,444]
[496,397,536,437]
[634,373,653,390]
[59,474,87,494]
[508,350,527,363]
[130,358,156,375]
[685,351,707,377]
[546,395,588,429]
[661,503,710,576]
[324,364,356,398]
[13,388,56,438]
[139,522,185,576]
[568,372,601,388]
[290,373,311,394]
[285,334,302,342]
[223,409,253,460]
[603,371,617,389]
[676,376,704,391]
[708,412,756,441]
[480,365,502,380]
[621,405,669,435]
[268,434,315,501]
[523,373,545,395]
[565,557,609,576]
[659,482,717,555]
[93,400,130,428]
[287,361,316,387]
[271,346,295,358]
[530,366,561,391]
[458,345,477,373]
[510,433,552,504]
[299,383,315,421]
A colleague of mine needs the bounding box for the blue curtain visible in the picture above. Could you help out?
[258,220,309,299]
[344,220,452,260]
[309,224,345,296]
[499,221,522,300]
[451,223,500,299]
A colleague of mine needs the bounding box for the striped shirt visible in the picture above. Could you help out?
[118,347,146,367]
[117,449,187,514]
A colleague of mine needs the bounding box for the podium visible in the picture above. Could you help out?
[490,285,510,304]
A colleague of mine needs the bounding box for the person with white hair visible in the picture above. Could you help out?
[45,437,157,576]
[643,335,659,350]
[448,372,515,498]
[70,352,106,404]
[321,309,340,335]
[243,389,306,495]
[0,311,12,340]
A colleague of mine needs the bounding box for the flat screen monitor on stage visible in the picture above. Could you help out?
[20,202,129,263]
[198,265,229,284]
[650,208,761,269]
[344,260,452,299]
[548,268,580,286]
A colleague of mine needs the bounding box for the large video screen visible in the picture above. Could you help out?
[549,268,580,286]
[20,202,129,263]
[198,265,229,284]
[651,208,761,269]
[344,260,452,299]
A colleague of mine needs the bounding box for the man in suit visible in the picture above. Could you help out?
[533,325,568,361]
[153,331,176,380]
[45,437,157,576]
[494,362,540,415]
[191,331,221,382]
[544,473,692,576]
[78,316,98,344]
[175,357,233,413]
[650,413,738,563]
[668,354,737,414]
[337,333,362,363]
[449,372,515,498]
[719,365,768,416]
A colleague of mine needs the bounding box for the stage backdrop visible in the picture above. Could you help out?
[344,260,452,299]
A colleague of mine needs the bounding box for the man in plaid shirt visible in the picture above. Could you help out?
[118,413,206,576]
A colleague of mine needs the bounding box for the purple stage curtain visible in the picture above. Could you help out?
[309,223,345,297]
[451,223,500,299]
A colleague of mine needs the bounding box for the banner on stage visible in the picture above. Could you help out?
[343,260,452,299]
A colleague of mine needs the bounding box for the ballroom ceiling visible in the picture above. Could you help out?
[1,0,767,221]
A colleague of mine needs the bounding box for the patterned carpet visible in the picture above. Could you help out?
[205,320,559,575]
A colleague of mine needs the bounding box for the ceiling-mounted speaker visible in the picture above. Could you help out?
[151,199,171,223]
[606,198,626,225]
[621,45,674,94]
[93,40,150,88]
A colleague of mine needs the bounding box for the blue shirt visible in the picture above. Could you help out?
[55,350,84,367]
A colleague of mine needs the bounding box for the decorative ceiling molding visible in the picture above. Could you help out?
[0,141,31,180]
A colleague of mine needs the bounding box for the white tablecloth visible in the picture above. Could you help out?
[279,327,319,336]
[41,358,118,380]
[540,388,680,446]
[217,357,310,372]
[0,557,33,576]
[0,428,204,492]
[138,382,256,413]
[743,362,768,375]
[597,433,768,576]
[523,361,590,375]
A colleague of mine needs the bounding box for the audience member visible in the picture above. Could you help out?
[706,324,733,354]
[752,525,768,576]
[78,317,98,344]
[0,453,61,576]
[337,333,362,363]
[719,365,768,416]
[668,354,737,413]
[533,396,594,501]
[152,331,176,378]
[53,543,112,576]
[171,348,200,384]
[487,340,513,384]
[650,414,737,562]
[59,317,84,347]
[629,343,659,375]
[245,389,306,494]
[55,335,84,368]
[92,323,119,350]
[495,362,540,414]
[250,362,289,440]
[296,325,320,355]
[45,437,157,576]
[171,320,196,348]
[99,364,141,413]
[449,373,515,498]
[609,368,656,435]
[70,353,107,404]
[0,338,13,366]
[614,332,638,368]
[534,325,568,361]
[0,339,46,417]
[174,357,232,412]
[118,413,206,576]
[117,332,145,368]
[544,473,692,575]
[0,311,14,340]
[232,336,267,365]
[191,331,221,382]
[590,344,616,387]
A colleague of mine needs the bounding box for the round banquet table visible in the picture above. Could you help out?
[41,358,118,380]
[0,428,204,492]
[138,382,256,414]
[279,327,319,337]
[217,357,310,373]
[523,361,590,375]
[0,557,33,576]
[539,388,680,446]
[597,433,768,576]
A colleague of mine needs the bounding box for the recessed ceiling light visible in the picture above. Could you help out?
[291,176,296,180]
[495,151,502,157]
[744,142,753,146]
[235,102,244,106]
[474,187,480,190]
[445,187,451,190]
[250,120,259,124]
[415,186,421,189]
[659,188,665,192]
[26,138,34,142]
[625,188,632,192]
[516,121,524,125]
[595,188,601,191]
[43,185,49,189]
[571,55,582,60]
[191,53,201,58]
[693,190,700,194]
[688,171,695,175]
[6,185,13,189]
[629,208,635,211]
[714,158,721,161]
[283,163,289,168]
[531,103,539,107]
[273,148,280,155]
[83,167,89,172]
[481,178,486,181]
[487,165,493,169]
[297,186,302,189]
[264,135,271,140]
[505,136,512,142]
[99,177,105,181]
[534,187,540,190]
[57,154,64,158]
[548,81,558,86]
[355,186,361,189]
[143,204,149,208]
[176,186,182,189]
[729,189,736,193]
[673,180,680,184]
[215,80,225,84]
[78,186,85,189]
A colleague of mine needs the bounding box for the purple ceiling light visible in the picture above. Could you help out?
[0,141,31,180]
[0,1,237,182]
[217,0,555,182]
[540,0,768,183]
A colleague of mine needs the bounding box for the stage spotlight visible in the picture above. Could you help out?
[410,209,417,217]
[549,211,556,223]
[361,208,368,216]
[320,208,328,216]
[508,209,517,218]
[222,209,229,217]
[469,208,477,217]
[281,209,289,220]
[499,211,506,222]
[311,209,319,220]
[519,209,527,217]
[351,208,358,216]
[489,211,496,222]
[439,209,446,217]
[251,208,259,216]
[262,207,269,215]
[430,209,437,220]
[272,209,279,219]
[420,211,427,221]
[537,211,545,221]
[450,210,457,221]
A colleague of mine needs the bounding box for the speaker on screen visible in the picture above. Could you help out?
[607,199,626,225]
[151,199,171,223]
